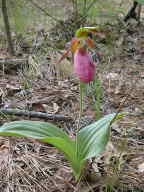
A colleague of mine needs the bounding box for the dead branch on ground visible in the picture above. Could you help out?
[0,108,72,121]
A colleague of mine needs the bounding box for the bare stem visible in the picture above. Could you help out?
[75,82,83,157]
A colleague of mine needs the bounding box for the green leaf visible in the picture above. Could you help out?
[75,26,99,38]
[0,120,68,139]
[0,120,76,164]
[77,113,124,161]
[41,137,80,176]
[135,0,144,4]
[0,120,79,179]
[0,113,125,181]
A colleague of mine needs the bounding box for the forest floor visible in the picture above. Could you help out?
[0,1,144,192]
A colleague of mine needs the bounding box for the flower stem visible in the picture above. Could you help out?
[76,82,83,158]
[80,82,83,116]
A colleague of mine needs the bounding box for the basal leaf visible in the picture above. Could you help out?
[0,120,69,139]
[0,113,125,181]
[0,120,80,179]
[40,137,80,177]
[77,113,124,161]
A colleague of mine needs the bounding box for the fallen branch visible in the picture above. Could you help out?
[0,58,28,72]
[0,108,72,121]
[0,58,27,65]
[129,112,144,117]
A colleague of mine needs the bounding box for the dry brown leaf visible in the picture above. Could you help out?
[6,84,22,96]
[32,103,46,112]
[53,102,60,113]
[138,162,144,173]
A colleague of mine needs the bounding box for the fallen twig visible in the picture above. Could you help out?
[128,112,144,117]
[0,108,72,121]
[0,58,27,65]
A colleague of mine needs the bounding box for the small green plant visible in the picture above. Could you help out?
[94,79,102,120]
[85,79,102,120]
[0,113,124,180]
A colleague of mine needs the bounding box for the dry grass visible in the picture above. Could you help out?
[0,137,75,192]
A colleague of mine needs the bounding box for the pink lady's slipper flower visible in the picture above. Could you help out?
[74,48,96,83]
[57,37,96,83]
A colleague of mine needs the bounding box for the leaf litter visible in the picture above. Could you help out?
[0,21,144,192]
